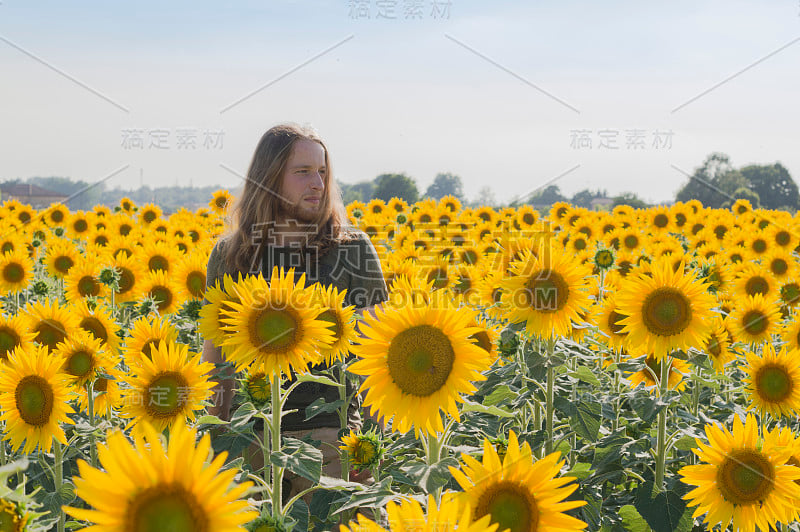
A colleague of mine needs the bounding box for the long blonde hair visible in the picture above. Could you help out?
[220,123,355,275]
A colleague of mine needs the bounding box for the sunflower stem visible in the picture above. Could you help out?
[270,372,283,518]
[337,364,350,481]
[87,380,98,469]
[654,355,671,491]
[612,350,621,433]
[545,337,556,455]
[54,439,65,532]
[425,431,443,503]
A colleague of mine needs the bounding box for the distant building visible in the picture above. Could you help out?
[0,183,69,209]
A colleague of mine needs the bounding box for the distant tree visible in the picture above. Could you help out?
[424,172,464,201]
[612,192,648,209]
[675,153,739,208]
[28,176,105,211]
[471,186,497,208]
[373,173,419,203]
[739,163,799,210]
[722,187,760,209]
[525,184,566,207]
[571,189,605,209]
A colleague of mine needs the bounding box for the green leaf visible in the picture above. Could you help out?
[634,481,693,532]
[569,366,601,386]
[304,398,345,421]
[460,398,514,418]
[270,437,323,483]
[569,399,601,440]
[295,373,342,388]
[405,457,460,494]
[672,435,699,452]
[230,402,256,428]
[196,415,228,426]
[483,385,517,406]
[566,461,594,481]
[620,505,651,532]
[333,478,397,515]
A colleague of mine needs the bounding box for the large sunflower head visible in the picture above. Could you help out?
[44,238,79,279]
[730,294,781,345]
[0,344,75,454]
[499,246,593,340]
[121,340,215,434]
[349,297,491,438]
[64,417,257,531]
[449,431,587,532]
[680,414,800,531]
[123,315,180,367]
[64,260,106,302]
[744,344,800,419]
[309,283,357,365]
[140,269,181,315]
[0,313,36,362]
[0,249,33,296]
[23,299,80,353]
[616,258,717,360]
[174,251,207,302]
[220,268,335,379]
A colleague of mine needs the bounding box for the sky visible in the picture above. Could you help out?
[1,0,799,205]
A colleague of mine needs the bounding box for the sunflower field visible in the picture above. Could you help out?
[2,193,800,531]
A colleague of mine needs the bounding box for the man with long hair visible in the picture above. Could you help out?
[202,123,387,503]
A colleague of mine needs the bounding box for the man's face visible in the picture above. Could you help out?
[277,139,326,223]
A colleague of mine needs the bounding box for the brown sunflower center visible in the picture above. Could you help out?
[641,287,692,336]
[716,449,775,505]
[0,499,21,532]
[15,375,54,426]
[215,196,228,208]
[66,350,94,379]
[781,283,800,306]
[707,335,722,358]
[2,263,25,284]
[148,256,169,272]
[770,259,789,277]
[427,268,449,289]
[745,276,769,297]
[150,286,174,312]
[251,308,299,352]
[608,310,628,336]
[474,480,539,532]
[623,235,639,249]
[654,214,669,228]
[53,255,74,274]
[523,271,569,313]
[73,219,88,233]
[78,275,100,297]
[118,268,135,294]
[742,310,768,336]
[752,239,767,254]
[95,377,109,392]
[755,364,793,403]
[469,330,492,353]
[143,211,157,223]
[387,324,455,397]
[145,371,189,418]
[317,309,341,341]
[776,230,791,247]
[186,272,205,298]
[125,484,208,532]
[34,320,67,351]
[0,326,20,359]
[80,317,109,343]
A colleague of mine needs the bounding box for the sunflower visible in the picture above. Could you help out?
[595,296,628,353]
[107,249,146,303]
[745,231,771,257]
[76,365,124,417]
[43,202,69,227]
[220,267,335,378]
[64,417,256,531]
[733,263,775,300]
[705,317,734,373]
[67,211,92,239]
[449,430,587,532]
[138,203,162,225]
[340,493,497,532]
[349,296,490,438]
[625,355,689,394]
[53,329,109,389]
[24,299,80,353]
[311,283,358,365]
[468,316,501,366]
[500,247,592,340]
[171,251,206,303]
[0,344,75,454]
[679,414,800,532]
[730,294,781,345]
[208,189,233,216]
[0,313,35,362]
[123,315,180,366]
[615,257,716,361]
[118,196,136,213]
[64,260,106,302]
[240,369,271,407]
[744,344,800,419]
[0,249,33,295]
[120,340,215,434]
[340,429,383,473]
[44,240,77,281]
[105,232,140,259]
[138,240,179,274]
[140,269,181,315]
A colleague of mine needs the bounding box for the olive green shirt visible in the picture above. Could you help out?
[204,230,388,430]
